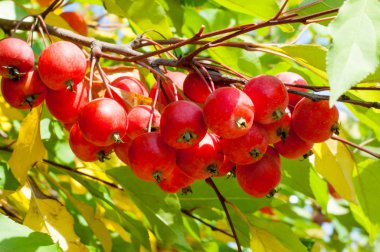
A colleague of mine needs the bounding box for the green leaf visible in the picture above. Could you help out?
[350,203,380,243]
[107,167,191,250]
[281,158,313,197]
[210,0,279,20]
[47,175,113,252]
[248,216,308,252]
[352,159,380,242]
[0,161,19,193]
[66,171,151,251]
[102,0,173,39]
[209,47,263,77]
[0,215,62,252]
[298,0,345,25]
[263,44,328,82]
[309,167,329,212]
[313,139,357,203]
[179,177,271,215]
[327,0,380,104]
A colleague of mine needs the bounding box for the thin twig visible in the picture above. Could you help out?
[42,159,124,190]
[285,84,380,92]
[331,136,380,159]
[181,209,234,238]
[287,89,380,109]
[205,178,242,252]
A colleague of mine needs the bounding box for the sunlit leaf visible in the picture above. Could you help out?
[210,0,278,20]
[0,214,62,252]
[327,0,380,104]
[352,159,380,242]
[48,175,113,252]
[313,139,357,203]
[250,226,290,252]
[248,216,308,252]
[24,180,87,251]
[107,167,191,250]
[9,106,46,186]
[102,0,173,39]
[309,167,329,212]
[263,44,328,82]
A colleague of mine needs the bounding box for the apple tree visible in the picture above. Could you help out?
[0,0,380,251]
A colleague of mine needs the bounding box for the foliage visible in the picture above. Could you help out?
[0,0,380,251]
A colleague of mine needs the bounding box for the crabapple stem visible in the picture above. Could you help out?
[205,178,242,252]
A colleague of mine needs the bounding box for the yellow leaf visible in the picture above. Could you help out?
[313,139,357,203]
[24,179,87,252]
[9,106,46,186]
[250,227,290,252]
[48,175,113,252]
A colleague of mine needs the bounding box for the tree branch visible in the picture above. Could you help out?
[332,135,380,159]
[181,209,234,238]
[205,178,242,252]
[287,89,380,109]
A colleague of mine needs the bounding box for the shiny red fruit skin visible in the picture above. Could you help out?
[1,70,47,109]
[291,98,339,143]
[177,133,224,180]
[78,98,127,146]
[243,75,288,124]
[128,132,176,182]
[183,72,212,104]
[236,147,281,198]
[160,101,207,149]
[214,156,235,177]
[203,87,254,139]
[46,81,88,124]
[274,129,313,159]
[69,123,113,162]
[126,105,161,140]
[258,109,291,144]
[105,76,149,112]
[60,12,88,36]
[0,38,34,78]
[38,41,87,90]
[114,135,133,166]
[276,72,308,111]
[158,165,194,193]
[221,124,268,165]
[149,71,186,108]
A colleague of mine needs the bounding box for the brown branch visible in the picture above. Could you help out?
[285,84,380,92]
[181,209,234,238]
[0,146,123,190]
[332,136,380,159]
[287,90,380,109]
[42,159,123,190]
[205,178,242,252]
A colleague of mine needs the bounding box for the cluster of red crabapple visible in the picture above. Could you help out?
[0,37,339,197]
